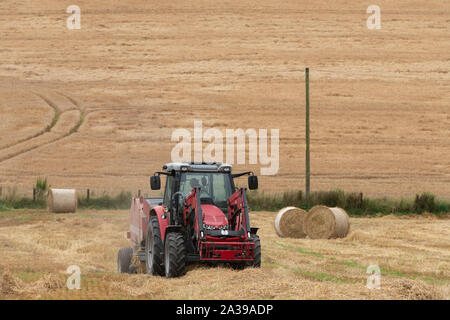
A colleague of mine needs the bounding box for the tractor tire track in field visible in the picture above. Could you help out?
[0,94,59,151]
[0,91,85,164]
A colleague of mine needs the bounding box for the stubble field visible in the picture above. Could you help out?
[0,0,449,301]
[0,209,449,299]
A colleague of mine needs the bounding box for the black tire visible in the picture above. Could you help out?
[145,216,164,276]
[231,263,246,270]
[164,232,186,278]
[251,235,261,268]
[117,247,133,273]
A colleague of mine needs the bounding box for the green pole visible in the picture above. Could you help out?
[305,67,310,198]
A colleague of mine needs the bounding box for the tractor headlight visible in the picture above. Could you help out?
[202,223,228,230]
[220,165,231,172]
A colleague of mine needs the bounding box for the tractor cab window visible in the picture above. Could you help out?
[163,175,174,208]
[179,172,232,212]
[180,173,211,198]
[211,173,232,204]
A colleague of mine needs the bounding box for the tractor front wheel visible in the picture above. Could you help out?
[145,216,164,276]
[164,232,186,278]
[251,235,261,268]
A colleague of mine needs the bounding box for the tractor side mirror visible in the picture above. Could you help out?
[248,175,258,190]
[150,175,161,190]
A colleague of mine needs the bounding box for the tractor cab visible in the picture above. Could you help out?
[150,162,258,230]
[176,169,233,215]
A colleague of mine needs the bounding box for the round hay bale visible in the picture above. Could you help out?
[47,188,77,213]
[274,206,307,238]
[304,206,350,239]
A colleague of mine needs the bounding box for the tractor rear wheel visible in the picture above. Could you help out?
[164,232,186,278]
[117,247,133,273]
[145,216,164,276]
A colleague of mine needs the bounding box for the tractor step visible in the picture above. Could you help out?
[187,254,200,262]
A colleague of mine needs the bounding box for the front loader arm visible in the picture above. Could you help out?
[184,187,205,239]
[227,188,251,237]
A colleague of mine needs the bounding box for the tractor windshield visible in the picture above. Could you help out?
[179,172,233,211]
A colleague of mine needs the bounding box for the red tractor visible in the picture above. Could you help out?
[118,162,261,277]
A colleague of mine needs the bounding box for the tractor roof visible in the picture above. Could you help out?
[162,162,232,173]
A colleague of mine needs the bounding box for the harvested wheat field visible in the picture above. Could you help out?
[0,209,448,300]
[0,0,449,199]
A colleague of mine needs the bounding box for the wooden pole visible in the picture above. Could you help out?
[359,192,364,208]
[305,67,311,198]
[33,188,36,202]
[87,189,90,202]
